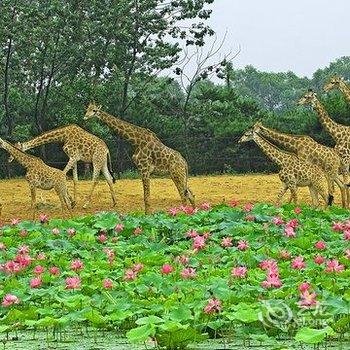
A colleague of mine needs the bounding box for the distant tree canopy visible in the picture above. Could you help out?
[0,1,350,178]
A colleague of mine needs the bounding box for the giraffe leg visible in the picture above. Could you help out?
[101,162,117,207]
[334,176,346,208]
[343,172,350,208]
[170,173,187,206]
[30,186,37,220]
[83,164,101,209]
[309,186,319,207]
[141,174,151,214]
[63,158,77,202]
[326,175,335,206]
[275,183,288,207]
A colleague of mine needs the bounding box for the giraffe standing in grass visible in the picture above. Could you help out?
[324,76,350,104]
[254,122,347,207]
[0,138,74,218]
[298,90,350,196]
[238,128,329,207]
[84,103,195,213]
[10,124,117,209]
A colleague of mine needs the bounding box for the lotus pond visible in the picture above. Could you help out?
[1,202,350,349]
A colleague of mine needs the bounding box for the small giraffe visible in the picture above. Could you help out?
[254,122,347,207]
[9,124,117,209]
[298,90,350,200]
[0,138,74,218]
[324,76,350,104]
[238,128,329,207]
[84,103,195,213]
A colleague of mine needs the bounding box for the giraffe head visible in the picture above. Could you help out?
[297,89,317,106]
[84,102,102,120]
[238,129,254,143]
[324,76,344,92]
[8,142,23,163]
[253,121,263,133]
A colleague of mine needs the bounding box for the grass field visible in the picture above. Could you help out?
[0,174,343,222]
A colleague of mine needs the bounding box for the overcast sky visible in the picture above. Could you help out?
[205,0,349,77]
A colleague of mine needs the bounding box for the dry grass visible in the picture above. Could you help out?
[0,174,342,222]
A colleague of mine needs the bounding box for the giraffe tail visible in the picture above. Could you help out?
[107,151,116,184]
[327,194,334,206]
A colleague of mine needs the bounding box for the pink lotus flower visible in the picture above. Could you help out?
[299,282,311,292]
[345,249,350,260]
[279,250,291,260]
[36,252,46,261]
[103,248,115,264]
[33,265,45,274]
[221,237,233,248]
[332,222,345,232]
[291,256,306,270]
[181,267,197,279]
[124,269,137,281]
[19,229,28,237]
[103,278,114,289]
[243,203,254,212]
[229,199,239,207]
[237,240,249,251]
[67,228,76,237]
[176,255,189,265]
[294,207,302,214]
[193,235,206,250]
[132,263,144,272]
[39,214,49,223]
[259,259,277,270]
[231,266,248,278]
[343,230,350,240]
[98,233,107,243]
[272,217,284,225]
[70,259,84,271]
[65,276,81,289]
[0,242,6,250]
[315,241,326,250]
[30,277,42,288]
[14,254,31,268]
[325,259,345,273]
[204,298,222,314]
[286,218,299,229]
[18,245,29,254]
[261,275,282,289]
[284,226,296,238]
[2,294,20,307]
[11,218,20,226]
[186,229,198,238]
[52,228,60,235]
[114,223,124,232]
[245,214,256,222]
[202,232,211,239]
[168,207,179,216]
[4,261,21,274]
[200,202,211,211]
[298,291,318,308]
[314,255,325,265]
[49,266,60,276]
[180,206,197,215]
[161,264,174,274]
[134,227,143,235]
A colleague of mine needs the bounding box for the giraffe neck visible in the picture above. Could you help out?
[0,139,37,169]
[253,132,290,168]
[258,125,300,153]
[21,126,70,151]
[96,110,149,146]
[338,80,350,104]
[312,99,342,142]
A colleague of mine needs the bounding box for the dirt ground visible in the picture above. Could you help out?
[0,174,343,222]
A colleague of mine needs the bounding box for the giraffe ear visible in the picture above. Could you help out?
[98,105,102,110]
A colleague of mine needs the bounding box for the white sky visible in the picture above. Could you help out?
[205,0,350,77]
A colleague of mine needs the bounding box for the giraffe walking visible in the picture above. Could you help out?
[10,124,117,209]
[254,122,347,207]
[324,76,350,104]
[238,128,329,207]
[0,138,74,219]
[84,103,195,213]
[298,90,350,205]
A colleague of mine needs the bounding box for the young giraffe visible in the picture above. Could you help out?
[298,90,350,201]
[9,124,117,209]
[254,122,347,207]
[238,128,329,207]
[84,103,195,213]
[324,76,350,104]
[0,138,74,219]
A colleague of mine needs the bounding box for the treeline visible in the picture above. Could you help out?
[0,1,350,178]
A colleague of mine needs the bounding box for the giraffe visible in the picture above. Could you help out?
[324,76,350,104]
[0,138,74,219]
[9,124,117,209]
[254,122,347,207]
[83,103,195,213]
[297,90,350,201]
[238,128,329,207]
